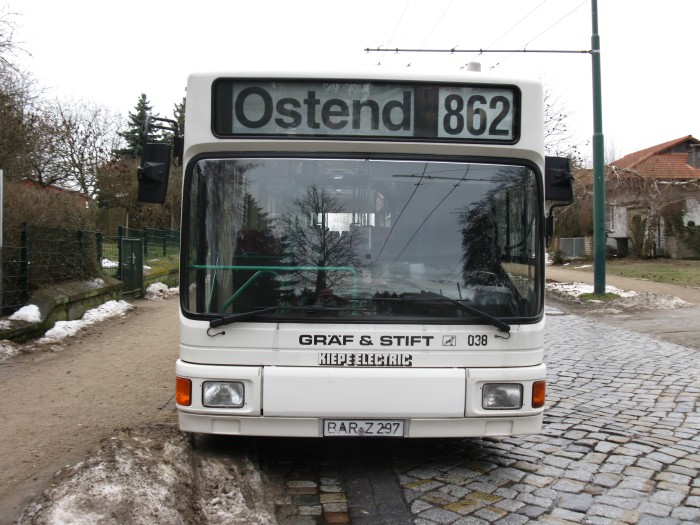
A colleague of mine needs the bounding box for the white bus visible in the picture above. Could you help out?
[137,70,573,438]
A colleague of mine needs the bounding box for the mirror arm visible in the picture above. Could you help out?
[143,116,183,166]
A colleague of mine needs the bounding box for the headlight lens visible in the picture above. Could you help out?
[202,381,245,408]
[482,383,523,410]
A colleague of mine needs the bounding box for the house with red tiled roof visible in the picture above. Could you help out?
[606,136,700,258]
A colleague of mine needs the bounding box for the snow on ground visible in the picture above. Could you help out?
[9,304,42,323]
[546,281,691,312]
[39,300,134,343]
[17,426,277,525]
[0,339,21,362]
[101,258,118,269]
[145,283,179,300]
[546,281,639,299]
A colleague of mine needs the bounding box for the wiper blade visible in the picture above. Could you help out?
[401,292,511,333]
[209,306,279,328]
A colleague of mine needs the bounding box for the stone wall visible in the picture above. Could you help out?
[0,277,122,343]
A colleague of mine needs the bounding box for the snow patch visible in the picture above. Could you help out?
[0,340,21,363]
[546,281,639,298]
[546,281,691,312]
[9,304,42,323]
[17,426,277,525]
[101,258,118,269]
[145,283,179,300]
[39,300,134,344]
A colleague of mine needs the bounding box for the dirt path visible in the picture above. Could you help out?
[546,265,700,305]
[0,298,180,525]
[547,265,700,350]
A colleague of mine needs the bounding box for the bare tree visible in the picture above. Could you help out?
[40,99,122,199]
[280,184,359,295]
[544,86,588,166]
[0,7,27,69]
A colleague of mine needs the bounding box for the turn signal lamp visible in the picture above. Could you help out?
[532,381,546,408]
[176,377,192,406]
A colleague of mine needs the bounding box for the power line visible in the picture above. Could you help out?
[366,0,590,68]
[406,0,455,67]
[365,47,591,54]
[490,0,588,70]
[387,166,471,268]
[375,0,411,66]
[457,0,548,68]
[374,163,427,265]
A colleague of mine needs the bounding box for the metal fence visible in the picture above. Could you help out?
[101,227,179,279]
[558,237,588,259]
[1,223,179,316]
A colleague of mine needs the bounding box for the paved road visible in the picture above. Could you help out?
[387,304,700,524]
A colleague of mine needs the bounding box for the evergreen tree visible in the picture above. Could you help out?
[173,96,185,133]
[116,93,160,157]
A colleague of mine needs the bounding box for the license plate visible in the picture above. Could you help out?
[323,419,404,437]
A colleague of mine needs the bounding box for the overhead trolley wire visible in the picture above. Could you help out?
[375,0,411,66]
[458,0,548,69]
[374,163,427,265]
[490,0,588,70]
[386,167,472,270]
[365,0,591,67]
[405,0,455,67]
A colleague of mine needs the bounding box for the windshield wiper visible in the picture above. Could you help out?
[401,292,511,333]
[209,306,279,329]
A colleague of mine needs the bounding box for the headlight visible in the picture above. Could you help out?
[482,383,523,410]
[202,381,245,408]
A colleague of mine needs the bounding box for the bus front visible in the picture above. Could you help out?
[175,72,547,438]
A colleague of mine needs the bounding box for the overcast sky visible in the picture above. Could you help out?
[6,0,698,160]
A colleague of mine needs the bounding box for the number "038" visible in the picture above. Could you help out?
[467,334,488,346]
[442,94,511,137]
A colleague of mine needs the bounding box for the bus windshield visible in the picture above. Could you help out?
[183,157,542,323]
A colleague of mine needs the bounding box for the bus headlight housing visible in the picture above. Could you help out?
[482,383,523,410]
[203,381,245,408]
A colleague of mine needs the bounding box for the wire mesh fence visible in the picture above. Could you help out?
[1,223,179,316]
[101,227,179,279]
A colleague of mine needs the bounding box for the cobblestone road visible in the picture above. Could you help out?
[262,303,700,525]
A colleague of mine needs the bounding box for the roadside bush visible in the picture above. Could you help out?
[549,249,567,265]
[2,181,97,246]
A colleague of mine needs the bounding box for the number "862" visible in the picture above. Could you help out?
[442,94,511,137]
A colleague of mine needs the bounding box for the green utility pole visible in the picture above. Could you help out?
[591,0,606,293]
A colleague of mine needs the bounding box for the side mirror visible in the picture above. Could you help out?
[544,156,574,205]
[137,142,171,203]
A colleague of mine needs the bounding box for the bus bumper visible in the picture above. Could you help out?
[176,360,545,437]
[177,412,543,438]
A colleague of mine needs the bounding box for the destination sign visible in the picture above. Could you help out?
[213,80,520,143]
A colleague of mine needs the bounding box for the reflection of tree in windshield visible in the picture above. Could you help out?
[458,167,538,316]
[459,195,504,286]
[230,193,283,312]
[459,168,525,286]
[279,184,359,298]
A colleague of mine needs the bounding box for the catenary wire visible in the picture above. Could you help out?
[406,0,454,67]
[459,0,548,69]
[375,0,411,66]
[387,167,471,269]
[374,163,427,265]
[490,0,587,70]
